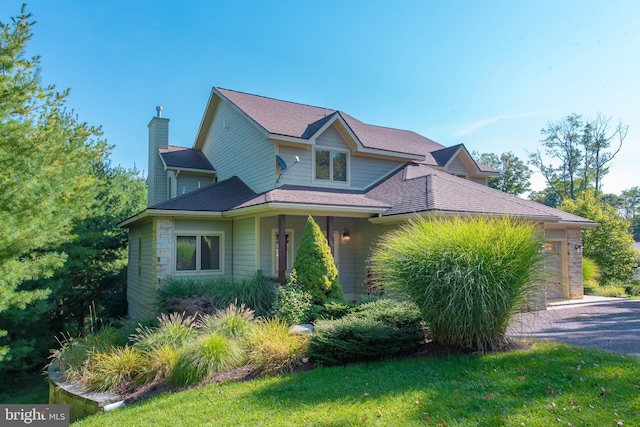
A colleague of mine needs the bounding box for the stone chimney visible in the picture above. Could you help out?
[147,106,169,206]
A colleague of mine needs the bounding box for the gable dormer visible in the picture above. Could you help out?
[430,144,498,185]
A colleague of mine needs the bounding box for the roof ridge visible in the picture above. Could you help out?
[216,87,337,115]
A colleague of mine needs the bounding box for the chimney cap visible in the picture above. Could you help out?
[155,106,163,118]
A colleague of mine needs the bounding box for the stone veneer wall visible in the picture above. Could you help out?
[155,218,174,288]
[566,227,584,299]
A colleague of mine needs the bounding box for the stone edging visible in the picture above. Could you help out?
[48,364,125,422]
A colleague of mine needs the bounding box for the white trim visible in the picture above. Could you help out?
[312,146,350,186]
[173,231,225,275]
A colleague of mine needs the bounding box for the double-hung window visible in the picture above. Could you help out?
[315,148,348,182]
[176,234,222,272]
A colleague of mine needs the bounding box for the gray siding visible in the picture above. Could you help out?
[233,217,259,280]
[202,101,275,193]
[447,156,467,175]
[127,222,156,320]
[148,118,169,206]
[276,126,403,190]
[175,173,215,197]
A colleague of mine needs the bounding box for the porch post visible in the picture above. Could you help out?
[278,214,287,285]
[327,216,334,256]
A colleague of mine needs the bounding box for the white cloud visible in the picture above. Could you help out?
[454,111,545,137]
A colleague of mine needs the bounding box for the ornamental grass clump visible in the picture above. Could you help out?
[197,303,255,340]
[82,346,148,392]
[167,332,244,386]
[131,312,199,351]
[246,318,309,375]
[371,216,543,352]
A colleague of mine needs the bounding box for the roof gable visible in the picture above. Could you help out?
[202,87,445,160]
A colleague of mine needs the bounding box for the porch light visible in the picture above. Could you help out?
[342,229,351,243]
[575,244,583,254]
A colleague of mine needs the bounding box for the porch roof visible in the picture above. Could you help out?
[120,166,596,228]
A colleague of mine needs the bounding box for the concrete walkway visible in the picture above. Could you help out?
[508,296,640,358]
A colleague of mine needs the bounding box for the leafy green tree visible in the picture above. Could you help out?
[292,216,343,304]
[529,113,626,202]
[475,151,531,196]
[620,187,640,220]
[0,6,108,365]
[528,187,563,208]
[560,190,638,285]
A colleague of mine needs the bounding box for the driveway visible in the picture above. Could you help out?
[508,297,640,358]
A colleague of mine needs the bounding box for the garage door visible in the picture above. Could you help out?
[544,242,563,300]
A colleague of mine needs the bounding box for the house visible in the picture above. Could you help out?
[120,87,597,319]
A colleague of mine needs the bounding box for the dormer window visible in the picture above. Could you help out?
[315,148,348,182]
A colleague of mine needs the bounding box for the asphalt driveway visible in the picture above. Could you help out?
[508,297,640,358]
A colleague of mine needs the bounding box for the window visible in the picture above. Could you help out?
[315,149,347,182]
[176,235,221,271]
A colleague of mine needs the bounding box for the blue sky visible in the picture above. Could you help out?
[2,1,639,195]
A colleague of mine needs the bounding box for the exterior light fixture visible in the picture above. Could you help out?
[342,229,351,243]
[575,244,583,254]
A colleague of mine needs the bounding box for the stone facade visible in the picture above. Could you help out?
[155,217,173,288]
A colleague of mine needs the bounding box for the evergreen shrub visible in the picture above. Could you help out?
[308,299,425,366]
[292,216,344,304]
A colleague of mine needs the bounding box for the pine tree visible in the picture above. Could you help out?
[0,6,108,364]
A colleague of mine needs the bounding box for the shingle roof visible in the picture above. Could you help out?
[151,176,255,211]
[234,185,390,210]
[159,145,215,171]
[365,163,595,224]
[216,88,444,159]
[146,165,592,226]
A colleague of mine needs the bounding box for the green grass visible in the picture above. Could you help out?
[74,342,640,426]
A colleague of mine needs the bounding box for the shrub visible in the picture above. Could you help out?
[246,318,309,375]
[82,346,147,392]
[158,272,277,317]
[168,333,244,386]
[308,299,425,366]
[292,216,343,304]
[594,285,627,298]
[131,312,198,351]
[371,216,543,352]
[198,303,255,340]
[271,271,313,325]
[582,257,601,295]
[625,280,640,297]
[164,296,219,317]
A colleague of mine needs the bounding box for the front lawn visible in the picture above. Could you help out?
[75,341,640,426]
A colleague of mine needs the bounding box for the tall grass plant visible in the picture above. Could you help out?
[371,216,543,351]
